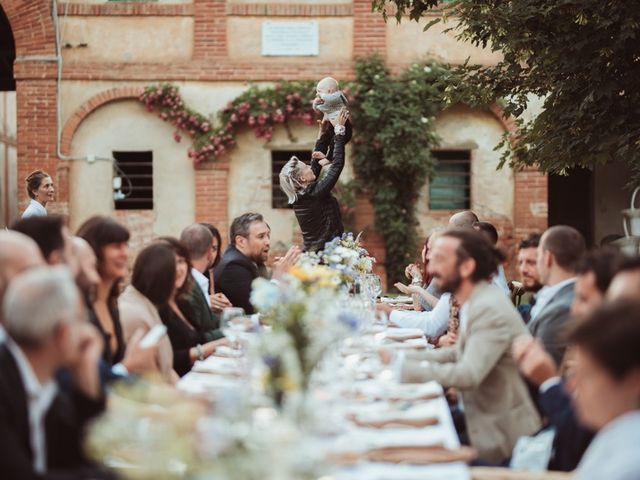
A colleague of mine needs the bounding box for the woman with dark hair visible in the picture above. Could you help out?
[200,222,223,271]
[22,170,55,218]
[395,230,442,312]
[199,222,232,312]
[119,243,178,383]
[156,237,228,377]
[76,215,129,365]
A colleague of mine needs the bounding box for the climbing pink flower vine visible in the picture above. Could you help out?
[140,81,357,164]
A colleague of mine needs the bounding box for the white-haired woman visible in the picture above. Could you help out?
[279,107,349,252]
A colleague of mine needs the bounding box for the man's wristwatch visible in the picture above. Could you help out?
[334,124,346,136]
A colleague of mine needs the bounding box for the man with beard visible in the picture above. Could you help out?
[513,234,543,323]
[529,226,585,365]
[511,248,624,472]
[396,228,541,463]
[215,213,300,315]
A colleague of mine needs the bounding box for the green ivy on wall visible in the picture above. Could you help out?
[141,55,470,284]
[351,55,452,284]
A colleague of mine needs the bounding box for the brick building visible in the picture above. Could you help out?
[0,0,558,284]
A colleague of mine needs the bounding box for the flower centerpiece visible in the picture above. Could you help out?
[298,232,376,289]
[87,380,325,480]
[250,264,361,399]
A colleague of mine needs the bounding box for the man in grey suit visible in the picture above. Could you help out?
[397,229,541,463]
[528,226,586,365]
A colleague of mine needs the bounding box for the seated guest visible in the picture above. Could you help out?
[77,216,129,367]
[512,233,542,322]
[396,231,442,312]
[512,248,623,471]
[180,224,216,308]
[156,237,228,377]
[529,226,586,365]
[215,213,300,314]
[396,229,541,463]
[569,300,640,480]
[180,224,225,341]
[200,222,232,312]
[0,267,111,479]
[384,292,451,340]
[607,256,640,301]
[385,232,452,342]
[11,215,72,265]
[119,244,179,384]
[572,248,624,316]
[70,237,159,379]
[0,231,44,342]
[473,221,510,295]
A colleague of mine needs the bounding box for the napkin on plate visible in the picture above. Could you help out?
[192,356,243,376]
[381,296,413,304]
[385,328,425,341]
[353,381,443,402]
[351,402,440,429]
[385,337,430,350]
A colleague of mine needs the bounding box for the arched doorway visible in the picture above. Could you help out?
[0,4,16,226]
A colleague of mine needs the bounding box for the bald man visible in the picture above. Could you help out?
[70,236,101,301]
[449,210,479,228]
[0,231,45,342]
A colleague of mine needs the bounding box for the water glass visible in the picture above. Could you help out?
[221,307,247,345]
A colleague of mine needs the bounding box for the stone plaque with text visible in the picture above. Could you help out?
[261,21,319,56]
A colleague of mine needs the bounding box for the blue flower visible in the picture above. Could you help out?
[262,355,281,369]
[337,311,361,331]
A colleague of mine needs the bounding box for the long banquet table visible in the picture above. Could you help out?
[177,315,472,480]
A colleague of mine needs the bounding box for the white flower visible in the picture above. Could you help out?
[424,66,432,73]
[421,117,429,124]
[250,278,280,312]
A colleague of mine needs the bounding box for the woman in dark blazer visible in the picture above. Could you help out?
[156,237,228,376]
[279,108,350,252]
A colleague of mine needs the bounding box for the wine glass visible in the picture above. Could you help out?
[366,274,383,302]
[221,307,247,346]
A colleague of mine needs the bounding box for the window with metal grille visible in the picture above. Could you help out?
[429,150,471,210]
[271,150,311,209]
[113,151,153,210]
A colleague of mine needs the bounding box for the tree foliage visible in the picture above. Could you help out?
[372,0,640,182]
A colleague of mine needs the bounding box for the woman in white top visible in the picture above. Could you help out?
[22,170,54,218]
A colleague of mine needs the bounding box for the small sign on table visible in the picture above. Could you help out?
[262,21,319,57]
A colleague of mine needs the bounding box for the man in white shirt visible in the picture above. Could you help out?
[387,292,451,339]
[0,266,109,478]
[181,223,232,311]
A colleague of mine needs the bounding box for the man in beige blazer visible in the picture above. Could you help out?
[398,228,541,463]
